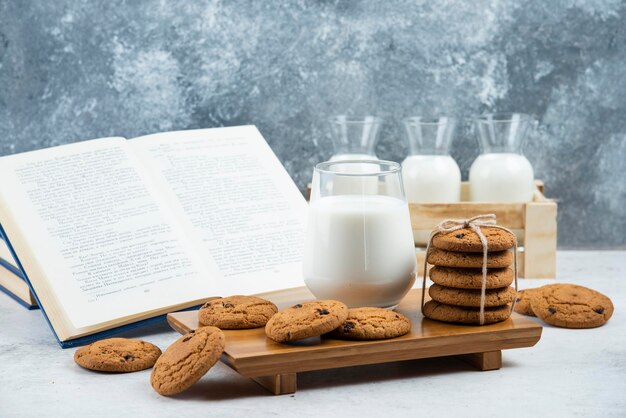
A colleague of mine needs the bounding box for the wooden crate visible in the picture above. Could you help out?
[411,181,557,278]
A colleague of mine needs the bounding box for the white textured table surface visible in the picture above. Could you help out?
[1,251,624,418]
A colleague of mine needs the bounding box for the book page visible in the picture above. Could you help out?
[0,138,218,330]
[130,126,308,295]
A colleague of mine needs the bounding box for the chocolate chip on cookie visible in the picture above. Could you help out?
[432,227,516,252]
[529,284,613,329]
[429,284,516,308]
[329,307,411,340]
[150,326,225,396]
[265,300,348,343]
[198,295,278,329]
[74,338,162,373]
[426,248,513,269]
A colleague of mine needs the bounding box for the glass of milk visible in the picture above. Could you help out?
[402,116,461,245]
[304,160,417,308]
[469,113,536,202]
[328,115,383,161]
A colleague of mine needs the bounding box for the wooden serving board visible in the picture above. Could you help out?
[167,287,542,395]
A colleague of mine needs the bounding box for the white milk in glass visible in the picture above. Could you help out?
[469,153,534,202]
[303,195,416,308]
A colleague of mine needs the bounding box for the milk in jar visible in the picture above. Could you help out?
[402,155,461,203]
[401,117,461,245]
[469,113,536,202]
[469,153,534,202]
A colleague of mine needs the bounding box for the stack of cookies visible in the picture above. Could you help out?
[422,226,517,325]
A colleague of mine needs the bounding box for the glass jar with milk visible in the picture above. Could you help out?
[328,115,382,161]
[402,117,461,246]
[401,116,461,203]
[303,160,417,308]
[470,113,536,202]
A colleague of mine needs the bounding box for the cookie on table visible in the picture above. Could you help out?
[422,300,512,325]
[432,227,516,252]
[429,284,516,308]
[198,295,278,329]
[329,307,411,340]
[427,248,513,269]
[530,284,613,329]
[430,266,514,289]
[513,288,539,316]
[74,338,161,373]
[265,300,348,343]
[150,326,225,396]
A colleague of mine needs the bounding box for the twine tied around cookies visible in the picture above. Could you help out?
[421,214,519,325]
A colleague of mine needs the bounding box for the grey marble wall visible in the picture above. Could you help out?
[1,1,625,248]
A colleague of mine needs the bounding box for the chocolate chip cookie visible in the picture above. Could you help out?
[198,295,278,329]
[329,307,411,340]
[265,300,348,343]
[422,300,512,325]
[429,284,516,308]
[429,266,514,289]
[427,248,513,268]
[530,284,613,328]
[432,226,516,252]
[150,326,225,396]
[74,338,162,373]
[513,288,538,316]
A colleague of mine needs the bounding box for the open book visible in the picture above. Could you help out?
[0,126,308,347]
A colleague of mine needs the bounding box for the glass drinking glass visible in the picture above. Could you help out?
[303,160,417,308]
[328,115,383,161]
[469,113,536,202]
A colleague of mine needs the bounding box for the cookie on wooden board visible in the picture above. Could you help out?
[422,300,512,325]
[74,338,162,373]
[150,326,225,396]
[427,248,513,269]
[329,307,411,340]
[265,300,348,343]
[432,227,516,252]
[530,284,613,329]
[430,266,514,289]
[198,295,278,329]
[513,288,538,316]
[429,284,516,308]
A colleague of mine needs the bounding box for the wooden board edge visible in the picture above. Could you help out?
[230,326,542,377]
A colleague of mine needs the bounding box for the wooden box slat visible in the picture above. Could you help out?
[409,181,557,278]
[409,202,526,229]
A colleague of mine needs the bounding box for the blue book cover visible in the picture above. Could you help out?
[0,282,38,310]
[0,257,26,280]
[0,240,37,309]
